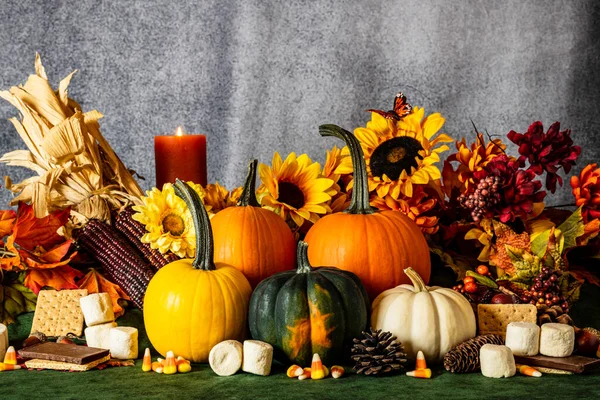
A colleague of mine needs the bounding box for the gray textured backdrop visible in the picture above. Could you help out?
[1,0,599,208]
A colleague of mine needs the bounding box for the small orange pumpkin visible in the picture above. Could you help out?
[211,160,296,287]
[304,125,431,300]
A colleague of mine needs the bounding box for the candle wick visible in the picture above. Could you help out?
[175,127,184,136]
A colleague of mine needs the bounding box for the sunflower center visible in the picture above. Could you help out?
[278,181,305,209]
[162,213,185,236]
[370,137,424,180]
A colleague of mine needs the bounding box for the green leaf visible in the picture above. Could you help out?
[466,270,498,288]
[0,280,37,325]
[11,282,36,312]
[561,273,584,304]
[506,246,542,286]
[531,229,552,258]
[558,207,585,251]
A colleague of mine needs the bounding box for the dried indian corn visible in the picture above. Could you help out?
[114,207,178,271]
[77,219,154,309]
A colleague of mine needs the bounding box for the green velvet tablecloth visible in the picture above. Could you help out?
[4,283,600,400]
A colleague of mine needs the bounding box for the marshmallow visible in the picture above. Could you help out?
[480,344,516,378]
[109,327,138,359]
[84,322,117,349]
[80,293,115,327]
[540,323,574,357]
[0,323,8,362]
[242,340,273,376]
[209,340,243,376]
[505,322,540,356]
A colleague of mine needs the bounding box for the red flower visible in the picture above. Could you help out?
[508,121,580,193]
[571,163,600,222]
[485,155,546,222]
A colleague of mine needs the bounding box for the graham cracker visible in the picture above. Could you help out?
[30,289,88,337]
[477,304,537,338]
[25,354,110,371]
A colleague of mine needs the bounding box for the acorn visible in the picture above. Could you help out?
[22,331,47,348]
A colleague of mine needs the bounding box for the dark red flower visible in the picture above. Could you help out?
[484,155,546,222]
[507,121,580,193]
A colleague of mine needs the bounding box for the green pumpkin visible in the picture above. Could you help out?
[249,241,369,366]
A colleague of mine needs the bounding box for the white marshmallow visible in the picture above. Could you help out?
[80,293,115,327]
[109,327,138,359]
[480,344,516,378]
[84,322,117,349]
[0,323,8,361]
[505,322,540,356]
[540,323,575,357]
[209,340,243,376]
[242,340,273,376]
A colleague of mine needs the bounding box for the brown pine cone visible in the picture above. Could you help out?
[444,334,504,373]
[351,329,408,376]
[537,305,574,326]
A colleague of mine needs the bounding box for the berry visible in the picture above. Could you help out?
[463,276,476,285]
[476,265,489,276]
[458,175,503,222]
[464,282,478,294]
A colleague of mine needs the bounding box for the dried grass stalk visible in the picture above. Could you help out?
[0,53,143,233]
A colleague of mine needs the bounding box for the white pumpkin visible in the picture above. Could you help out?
[371,267,476,363]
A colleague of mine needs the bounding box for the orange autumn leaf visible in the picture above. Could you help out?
[78,268,130,317]
[489,220,531,275]
[0,209,17,238]
[0,234,23,271]
[12,202,70,250]
[22,241,77,269]
[24,265,83,295]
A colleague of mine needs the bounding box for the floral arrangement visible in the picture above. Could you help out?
[1,57,599,326]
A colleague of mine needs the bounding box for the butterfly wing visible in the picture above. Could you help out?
[392,92,412,119]
[366,108,400,120]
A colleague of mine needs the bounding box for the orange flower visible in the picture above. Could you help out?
[571,163,600,222]
[370,190,439,234]
[445,133,507,194]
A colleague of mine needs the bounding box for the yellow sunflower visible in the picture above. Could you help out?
[339,107,453,199]
[258,152,334,228]
[203,182,242,217]
[370,189,440,234]
[132,182,207,258]
[322,145,352,213]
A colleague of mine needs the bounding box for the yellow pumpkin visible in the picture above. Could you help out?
[143,180,252,363]
[371,267,476,363]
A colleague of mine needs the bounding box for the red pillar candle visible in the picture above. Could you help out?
[154,127,207,188]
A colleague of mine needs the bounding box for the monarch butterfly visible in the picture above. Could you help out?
[367,92,413,120]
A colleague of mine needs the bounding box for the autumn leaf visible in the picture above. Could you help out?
[78,268,130,317]
[505,246,542,285]
[0,210,17,238]
[0,281,37,325]
[559,207,585,250]
[22,240,77,269]
[12,202,70,250]
[489,221,531,275]
[24,265,83,294]
[577,219,600,246]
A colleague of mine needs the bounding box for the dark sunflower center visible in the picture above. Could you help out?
[162,213,185,236]
[278,181,305,209]
[370,137,424,180]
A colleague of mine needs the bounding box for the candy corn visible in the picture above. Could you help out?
[3,346,16,365]
[517,364,542,377]
[415,351,427,370]
[287,365,303,378]
[406,368,432,379]
[0,363,21,372]
[142,348,152,372]
[176,356,192,373]
[163,351,177,375]
[151,361,163,373]
[331,365,345,379]
[298,368,311,380]
[310,353,326,380]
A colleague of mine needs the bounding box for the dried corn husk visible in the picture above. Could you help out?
[0,53,143,233]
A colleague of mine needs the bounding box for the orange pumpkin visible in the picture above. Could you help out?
[304,125,431,300]
[211,160,296,287]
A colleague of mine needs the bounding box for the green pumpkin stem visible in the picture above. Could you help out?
[173,179,216,270]
[319,124,375,215]
[237,159,260,207]
[296,241,313,274]
[404,267,428,292]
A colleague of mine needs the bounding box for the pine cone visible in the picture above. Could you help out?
[444,334,504,373]
[351,329,407,376]
[537,305,574,326]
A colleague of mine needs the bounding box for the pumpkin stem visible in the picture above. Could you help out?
[173,179,216,271]
[237,159,260,207]
[296,241,313,274]
[404,267,428,292]
[319,124,375,215]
